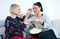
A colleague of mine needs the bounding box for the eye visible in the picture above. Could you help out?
[33,7,37,9]
[18,9,20,11]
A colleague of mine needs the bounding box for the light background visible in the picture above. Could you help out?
[0,0,60,20]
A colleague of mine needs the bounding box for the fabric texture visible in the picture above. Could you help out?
[5,16,26,39]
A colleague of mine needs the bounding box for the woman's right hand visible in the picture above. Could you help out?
[27,8,32,15]
[24,19,30,25]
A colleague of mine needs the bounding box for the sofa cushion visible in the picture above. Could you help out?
[0,27,5,34]
[0,20,5,27]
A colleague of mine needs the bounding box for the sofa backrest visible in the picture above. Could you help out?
[0,20,5,34]
[0,20,5,27]
[51,19,60,38]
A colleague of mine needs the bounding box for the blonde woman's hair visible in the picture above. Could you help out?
[10,4,20,14]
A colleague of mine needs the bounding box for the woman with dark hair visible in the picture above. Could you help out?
[33,2,43,12]
[26,2,58,39]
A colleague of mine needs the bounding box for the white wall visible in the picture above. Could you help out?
[0,0,60,20]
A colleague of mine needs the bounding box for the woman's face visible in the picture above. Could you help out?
[13,7,20,15]
[33,5,41,14]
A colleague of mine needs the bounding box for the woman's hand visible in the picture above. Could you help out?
[24,19,30,25]
[27,8,32,14]
[24,8,32,20]
[32,19,44,25]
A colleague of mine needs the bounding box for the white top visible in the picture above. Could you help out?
[29,14,58,38]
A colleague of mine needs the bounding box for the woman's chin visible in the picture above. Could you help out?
[34,12,38,14]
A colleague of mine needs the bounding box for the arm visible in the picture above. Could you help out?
[16,17,27,30]
[31,14,51,26]
[44,15,53,28]
[5,18,10,30]
[37,14,52,27]
[24,8,32,20]
[19,22,27,30]
[5,17,12,35]
[32,18,44,26]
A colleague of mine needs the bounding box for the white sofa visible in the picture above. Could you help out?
[0,19,60,39]
[51,19,60,38]
[0,20,5,39]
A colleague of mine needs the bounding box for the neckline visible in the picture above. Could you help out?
[8,16,17,20]
[36,14,43,18]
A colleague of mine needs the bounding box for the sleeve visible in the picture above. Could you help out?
[43,15,53,29]
[29,16,35,22]
[17,17,27,30]
[19,22,27,30]
[5,18,11,30]
[5,17,12,34]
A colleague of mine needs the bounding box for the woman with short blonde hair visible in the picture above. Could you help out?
[10,4,20,14]
[5,4,29,39]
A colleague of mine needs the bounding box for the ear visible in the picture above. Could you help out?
[39,7,41,10]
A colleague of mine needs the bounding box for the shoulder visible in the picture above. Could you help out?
[42,13,51,21]
[42,13,49,18]
[42,13,47,17]
[5,16,11,23]
[5,16,11,20]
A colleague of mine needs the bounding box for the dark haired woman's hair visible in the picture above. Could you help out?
[33,2,43,12]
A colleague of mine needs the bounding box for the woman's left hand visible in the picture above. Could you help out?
[27,8,32,14]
